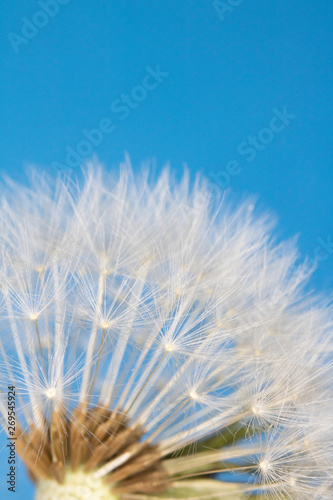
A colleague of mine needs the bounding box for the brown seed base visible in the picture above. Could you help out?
[16,405,168,495]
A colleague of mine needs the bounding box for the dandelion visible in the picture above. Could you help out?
[0,160,332,499]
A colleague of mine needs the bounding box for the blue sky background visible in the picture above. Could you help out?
[0,1,332,498]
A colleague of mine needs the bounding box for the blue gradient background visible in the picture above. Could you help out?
[0,1,332,498]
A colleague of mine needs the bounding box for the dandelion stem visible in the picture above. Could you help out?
[89,327,106,395]
[34,319,47,378]
[80,272,106,404]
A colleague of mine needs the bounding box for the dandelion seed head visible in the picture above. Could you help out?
[0,162,332,499]
[45,387,57,399]
[251,405,262,415]
[101,268,111,277]
[164,342,175,352]
[100,320,112,329]
[259,460,270,472]
[189,390,199,401]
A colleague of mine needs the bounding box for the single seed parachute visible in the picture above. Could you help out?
[0,161,332,499]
